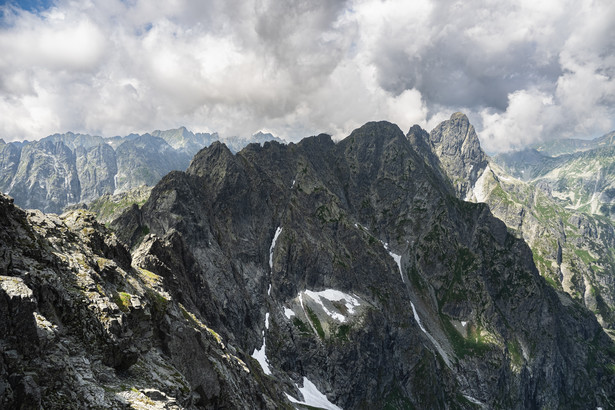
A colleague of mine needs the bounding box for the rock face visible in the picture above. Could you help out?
[8,139,81,213]
[0,140,22,189]
[107,122,615,408]
[66,185,153,225]
[76,143,118,202]
[0,128,282,214]
[114,134,189,193]
[0,193,281,409]
[428,112,488,201]
[423,113,615,331]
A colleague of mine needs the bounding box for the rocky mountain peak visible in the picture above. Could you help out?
[349,120,406,142]
[252,131,274,139]
[430,112,485,159]
[151,126,192,142]
[422,115,615,331]
[187,140,236,178]
[428,112,488,199]
[406,124,433,156]
[295,133,334,153]
[338,121,421,188]
[405,124,456,195]
[407,123,428,139]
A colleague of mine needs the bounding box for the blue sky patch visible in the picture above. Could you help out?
[7,0,55,13]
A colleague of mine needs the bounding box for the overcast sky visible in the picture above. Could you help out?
[1,0,614,152]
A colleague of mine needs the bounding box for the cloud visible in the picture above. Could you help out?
[478,0,615,151]
[0,0,613,152]
[480,89,562,152]
[0,7,106,71]
[357,0,565,109]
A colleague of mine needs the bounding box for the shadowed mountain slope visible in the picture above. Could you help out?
[107,121,615,408]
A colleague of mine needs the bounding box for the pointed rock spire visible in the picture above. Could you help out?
[427,112,488,199]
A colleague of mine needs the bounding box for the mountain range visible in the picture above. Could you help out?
[495,136,615,222]
[1,116,614,408]
[0,128,283,214]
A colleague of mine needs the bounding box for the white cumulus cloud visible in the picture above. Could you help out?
[0,0,613,152]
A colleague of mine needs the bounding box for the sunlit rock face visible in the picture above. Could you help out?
[0,128,275,214]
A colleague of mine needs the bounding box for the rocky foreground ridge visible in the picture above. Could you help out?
[0,194,282,408]
[1,120,615,408]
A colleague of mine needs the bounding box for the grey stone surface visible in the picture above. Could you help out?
[425,114,615,330]
[0,128,281,214]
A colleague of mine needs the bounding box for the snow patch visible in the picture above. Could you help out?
[252,311,272,375]
[304,289,360,323]
[268,284,271,296]
[269,227,282,269]
[496,173,516,183]
[472,165,491,203]
[251,338,271,375]
[382,242,404,282]
[388,250,404,282]
[291,179,295,188]
[461,321,467,327]
[284,307,295,319]
[285,377,342,410]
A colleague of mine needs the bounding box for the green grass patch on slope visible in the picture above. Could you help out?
[305,306,325,339]
[442,318,492,359]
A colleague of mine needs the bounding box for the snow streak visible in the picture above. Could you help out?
[252,226,282,375]
[382,242,405,283]
[270,227,282,269]
[410,301,451,367]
